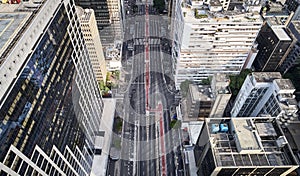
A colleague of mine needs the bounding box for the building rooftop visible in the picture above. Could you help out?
[91,98,116,176]
[182,3,262,23]
[252,72,282,82]
[182,121,204,146]
[266,16,289,26]
[0,5,32,62]
[205,117,298,167]
[76,6,93,22]
[273,28,292,41]
[190,84,213,101]
[231,118,261,152]
[274,79,295,90]
[212,73,231,94]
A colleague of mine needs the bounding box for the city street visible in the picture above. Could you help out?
[115,1,181,176]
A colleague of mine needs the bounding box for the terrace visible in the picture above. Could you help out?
[206,118,298,167]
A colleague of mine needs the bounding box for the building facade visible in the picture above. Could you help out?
[195,117,299,175]
[176,1,262,86]
[209,73,231,118]
[252,21,295,71]
[74,0,123,49]
[77,7,107,83]
[169,0,184,84]
[279,21,300,73]
[185,84,213,119]
[0,0,103,175]
[74,0,110,31]
[231,72,298,123]
[285,0,300,20]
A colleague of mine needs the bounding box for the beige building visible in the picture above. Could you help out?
[107,0,122,41]
[209,73,231,118]
[77,7,107,83]
[185,84,213,119]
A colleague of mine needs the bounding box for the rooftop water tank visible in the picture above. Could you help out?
[220,123,228,132]
[212,124,219,133]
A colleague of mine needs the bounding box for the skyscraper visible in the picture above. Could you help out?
[279,21,300,73]
[74,0,123,48]
[74,0,110,31]
[0,0,103,175]
[252,21,295,72]
[77,7,108,83]
[231,72,298,122]
[169,0,184,81]
[176,0,263,86]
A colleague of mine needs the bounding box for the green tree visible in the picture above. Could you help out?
[170,120,181,129]
[99,80,105,90]
[153,0,165,13]
[229,69,252,97]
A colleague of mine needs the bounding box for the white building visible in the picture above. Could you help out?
[175,1,263,87]
[77,7,107,83]
[231,72,298,124]
[169,0,184,80]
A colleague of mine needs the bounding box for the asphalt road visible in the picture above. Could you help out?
[116,1,181,176]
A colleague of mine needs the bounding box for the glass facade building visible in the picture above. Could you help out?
[0,0,103,175]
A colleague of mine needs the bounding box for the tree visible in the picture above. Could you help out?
[229,69,252,97]
[200,77,211,85]
[99,80,105,90]
[153,0,165,13]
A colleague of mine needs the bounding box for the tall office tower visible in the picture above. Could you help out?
[0,0,103,175]
[77,7,107,83]
[195,117,299,175]
[231,72,298,122]
[74,0,122,48]
[209,73,231,118]
[107,0,123,41]
[176,0,262,87]
[252,21,295,72]
[74,0,110,31]
[169,0,184,82]
[280,21,300,73]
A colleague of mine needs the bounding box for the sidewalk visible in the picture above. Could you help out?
[91,98,116,176]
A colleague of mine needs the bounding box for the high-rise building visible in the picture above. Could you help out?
[231,72,298,122]
[279,21,300,74]
[169,0,184,82]
[176,0,262,86]
[74,0,110,31]
[0,0,103,175]
[183,74,232,120]
[252,21,295,71]
[285,0,300,20]
[74,0,123,48]
[106,0,123,41]
[77,7,107,83]
[195,117,299,175]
